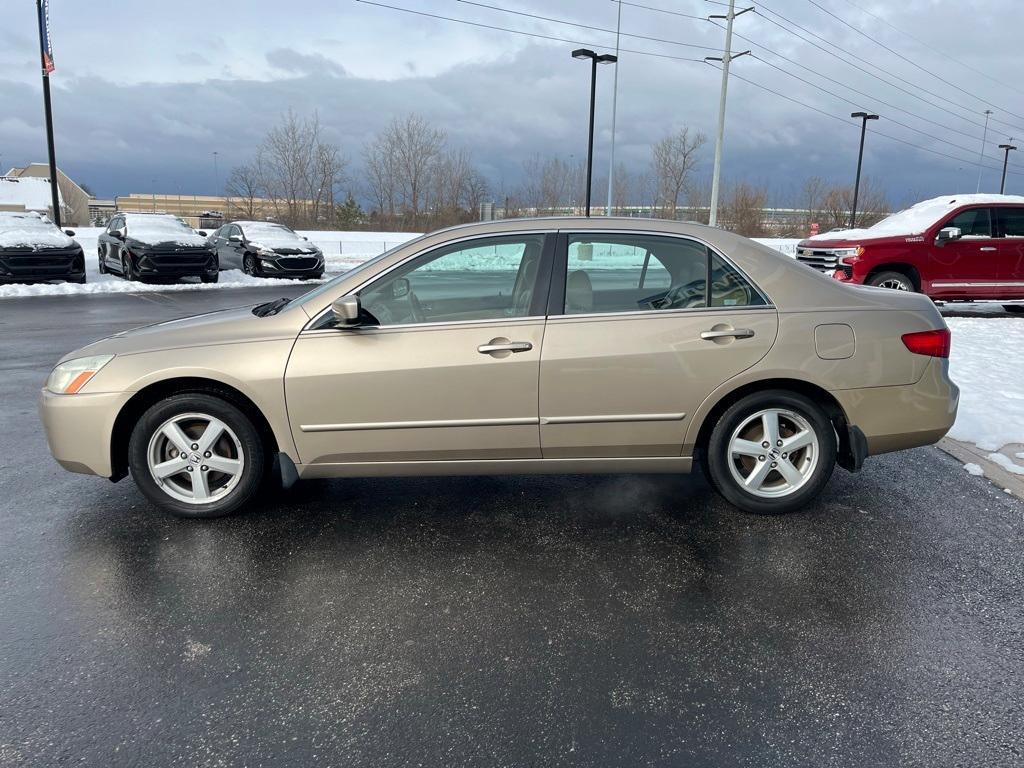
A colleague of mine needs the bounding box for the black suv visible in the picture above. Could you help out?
[0,212,86,284]
[98,213,218,283]
[209,221,324,279]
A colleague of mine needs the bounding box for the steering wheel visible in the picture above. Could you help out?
[407,289,426,324]
[638,278,709,311]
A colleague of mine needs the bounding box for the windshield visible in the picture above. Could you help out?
[289,238,426,310]
[241,222,305,245]
[125,214,194,235]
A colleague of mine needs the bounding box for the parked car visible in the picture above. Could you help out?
[796,194,1024,302]
[208,221,324,279]
[40,218,958,519]
[98,213,218,283]
[0,212,85,284]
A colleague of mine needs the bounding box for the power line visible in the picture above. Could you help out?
[755,1,1024,136]
[716,64,1023,176]
[453,0,724,53]
[352,1,709,63]
[606,0,706,22]
[836,0,1024,98]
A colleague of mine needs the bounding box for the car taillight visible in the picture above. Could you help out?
[901,328,951,358]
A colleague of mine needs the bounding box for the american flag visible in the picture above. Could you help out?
[38,0,55,74]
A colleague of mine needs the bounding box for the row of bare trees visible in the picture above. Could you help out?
[225,111,891,235]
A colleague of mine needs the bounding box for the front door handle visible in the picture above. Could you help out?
[701,328,755,340]
[478,339,533,355]
[979,247,997,251]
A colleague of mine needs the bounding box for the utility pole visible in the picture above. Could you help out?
[35,0,61,227]
[572,49,617,218]
[976,109,993,193]
[706,1,752,227]
[605,0,623,217]
[850,112,878,229]
[212,151,219,192]
[999,143,1017,194]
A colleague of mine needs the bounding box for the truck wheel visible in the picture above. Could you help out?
[868,271,914,292]
[705,390,837,515]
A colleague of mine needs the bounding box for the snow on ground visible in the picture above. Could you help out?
[946,317,1024,461]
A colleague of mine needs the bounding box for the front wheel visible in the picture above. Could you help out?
[705,390,836,515]
[867,270,915,292]
[128,393,266,518]
[243,254,259,276]
[201,271,219,284]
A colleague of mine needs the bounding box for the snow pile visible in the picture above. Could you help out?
[123,214,208,247]
[946,317,1024,453]
[807,193,1024,242]
[0,176,63,211]
[963,463,985,476]
[0,212,76,249]
[237,222,317,252]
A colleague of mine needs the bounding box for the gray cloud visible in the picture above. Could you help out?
[265,49,348,79]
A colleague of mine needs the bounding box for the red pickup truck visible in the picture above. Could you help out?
[796,194,1024,301]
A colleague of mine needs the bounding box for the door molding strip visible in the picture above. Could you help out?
[301,416,540,433]
[541,413,686,425]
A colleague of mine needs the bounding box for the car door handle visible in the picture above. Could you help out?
[701,328,755,340]
[478,341,533,354]
[979,247,998,251]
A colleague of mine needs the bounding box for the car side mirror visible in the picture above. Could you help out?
[64,229,75,236]
[228,235,243,244]
[331,295,362,326]
[197,230,208,237]
[111,227,126,239]
[935,226,961,246]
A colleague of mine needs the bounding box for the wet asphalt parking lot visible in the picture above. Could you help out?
[1,288,1023,767]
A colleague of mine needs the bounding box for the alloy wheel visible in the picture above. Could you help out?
[146,412,245,504]
[726,408,819,498]
[878,278,910,291]
[244,255,257,276]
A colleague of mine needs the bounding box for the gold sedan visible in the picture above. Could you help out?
[39,218,959,518]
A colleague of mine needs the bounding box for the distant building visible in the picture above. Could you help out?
[0,175,66,223]
[4,164,89,226]
[116,193,298,229]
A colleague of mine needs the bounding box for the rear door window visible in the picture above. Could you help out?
[997,207,1024,238]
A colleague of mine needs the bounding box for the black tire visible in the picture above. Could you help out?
[243,254,259,276]
[201,272,219,284]
[867,270,915,292]
[122,251,140,282]
[705,389,836,515]
[70,274,87,284]
[128,393,266,519]
[97,252,106,274]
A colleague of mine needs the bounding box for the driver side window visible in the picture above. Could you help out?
[360,234,547,327]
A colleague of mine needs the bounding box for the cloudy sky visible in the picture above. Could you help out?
[1,0,1021,206]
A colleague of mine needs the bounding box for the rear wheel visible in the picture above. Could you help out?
[128,393,266,518]
[705,390,836,515]
[868,270,914,292]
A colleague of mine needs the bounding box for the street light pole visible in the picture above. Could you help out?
[850,112,878,229]
[35,0,61,227]
[605,0,623,217]
[999,143,1017,194]
[706,1,752,227]
[572,48,617,218]
[976,109,993,193]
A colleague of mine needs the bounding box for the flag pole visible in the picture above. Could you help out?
[36,0,61,227]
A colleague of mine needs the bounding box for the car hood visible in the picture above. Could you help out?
[65,304,303,361]
[797,233,910,248]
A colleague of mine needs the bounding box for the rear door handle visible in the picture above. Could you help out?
[478,341,533,354]
[701,328,755,340]
[979,247,998,251]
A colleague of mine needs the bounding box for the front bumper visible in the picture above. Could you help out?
[135,250,217,278]
[39,389,126,477]
[260,254,324,279]
[0,248,86,283]
[832,358,960,456]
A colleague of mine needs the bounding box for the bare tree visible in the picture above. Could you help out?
[820,177,891,230]
[384,114,445,228]
[800,176,827,231]
[224,163,262,219]
[721,182,769,237]
[651,127,706,219]
[363,132,399,229]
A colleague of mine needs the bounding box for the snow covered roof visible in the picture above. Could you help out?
[809,194,1024,242]
[0,176,64,212]
[123,213,208,247]
[0,211,76,250]
[235,221,311,249]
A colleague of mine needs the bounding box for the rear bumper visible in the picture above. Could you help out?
[832,358,959,456]
[39,389,125,477]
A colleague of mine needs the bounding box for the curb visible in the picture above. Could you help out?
[938,438,1024,501]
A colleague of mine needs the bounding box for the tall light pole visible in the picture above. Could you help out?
[605,0,623,217]
[212,150,219,193]
[706,1,752,227]
[35,0,61,227]
[850,112,878,229]
[999,143,1017,194]
[572,48,617,218]
[976,109,993,193]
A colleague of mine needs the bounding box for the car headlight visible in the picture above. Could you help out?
[833,247,860,265]
[46,355,115,395]
[256,247,277,258]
